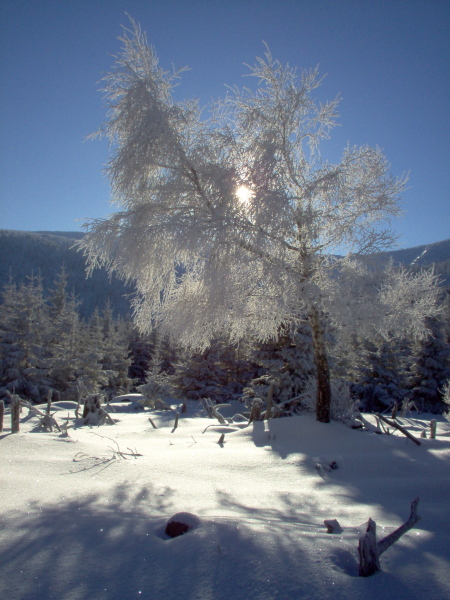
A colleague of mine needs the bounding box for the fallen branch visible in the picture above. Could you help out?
[358,497,421,577]
[376,413,421,446]
[20,398,62,432]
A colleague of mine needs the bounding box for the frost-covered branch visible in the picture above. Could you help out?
[80,18,433,423]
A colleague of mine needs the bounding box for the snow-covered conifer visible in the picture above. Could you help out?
[408,317,450,412]
[171,338,248,402]
[99,302,132,398]
[352,338,410,412]
[0,275,51,402]
[242,325,315,411]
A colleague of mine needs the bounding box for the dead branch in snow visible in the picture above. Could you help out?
[83,394,115,426]
[376,414,421,446]
[19,396,62,432]
[358,497,421,577]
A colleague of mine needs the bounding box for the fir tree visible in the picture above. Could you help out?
[408,317,450,412]
[0,275,51,401]
[243,324,315,411]
[352,337,409,412]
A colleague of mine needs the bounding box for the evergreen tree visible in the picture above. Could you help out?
[74,308,109,395]
[171,339,233,402]
[47,269,84,397]
[99,302,132,398]
[408,317,450,412]
[242,324,315,410]
[0,275,51,401]
[352,337,410,412]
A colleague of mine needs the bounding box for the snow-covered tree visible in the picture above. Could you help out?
[99,302,132,398]
[242,324,315,410]
[408,316,450,413]
[47,268,83,395]
[351,337,410,412]
[0,275,51,401]
[171,337,251,402]
[81,19,440,422]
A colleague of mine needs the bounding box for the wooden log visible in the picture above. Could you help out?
[324,519,342,534]
[376,413,421,446]
[430,420,437,439]
[0,400,4,433]
[172,411,179,432]
[11,395,21,434]
[265,382,274,420]
[46,390,52,416]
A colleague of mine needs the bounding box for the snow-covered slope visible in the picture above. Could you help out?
[1,400,449,600]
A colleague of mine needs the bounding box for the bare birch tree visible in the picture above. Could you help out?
[81,19,412,422]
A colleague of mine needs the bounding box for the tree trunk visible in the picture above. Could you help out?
[309,307,331,423]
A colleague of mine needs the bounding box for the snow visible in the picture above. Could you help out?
[1,399,450,600]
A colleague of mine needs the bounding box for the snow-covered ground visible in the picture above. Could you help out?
[1,399,449,600]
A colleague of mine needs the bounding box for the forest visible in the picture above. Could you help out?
[1,233,449,417]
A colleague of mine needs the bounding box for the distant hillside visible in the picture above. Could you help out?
[0,230,135,318]
[1,231,449,319]
[363,239,450,285]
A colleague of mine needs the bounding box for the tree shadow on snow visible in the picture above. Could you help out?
[0,479,341,600]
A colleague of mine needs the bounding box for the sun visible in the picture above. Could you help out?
[235,184,254,206]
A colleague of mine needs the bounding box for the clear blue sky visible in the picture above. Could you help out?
[1,0,449,249]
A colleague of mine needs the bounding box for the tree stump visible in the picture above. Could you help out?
[358,518,381,576]
[358,498,421,577]
[249,398,263,423]
[83,394,114,426]
[165,512,200,538]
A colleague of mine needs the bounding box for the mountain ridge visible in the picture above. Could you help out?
[1,230,449,318]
